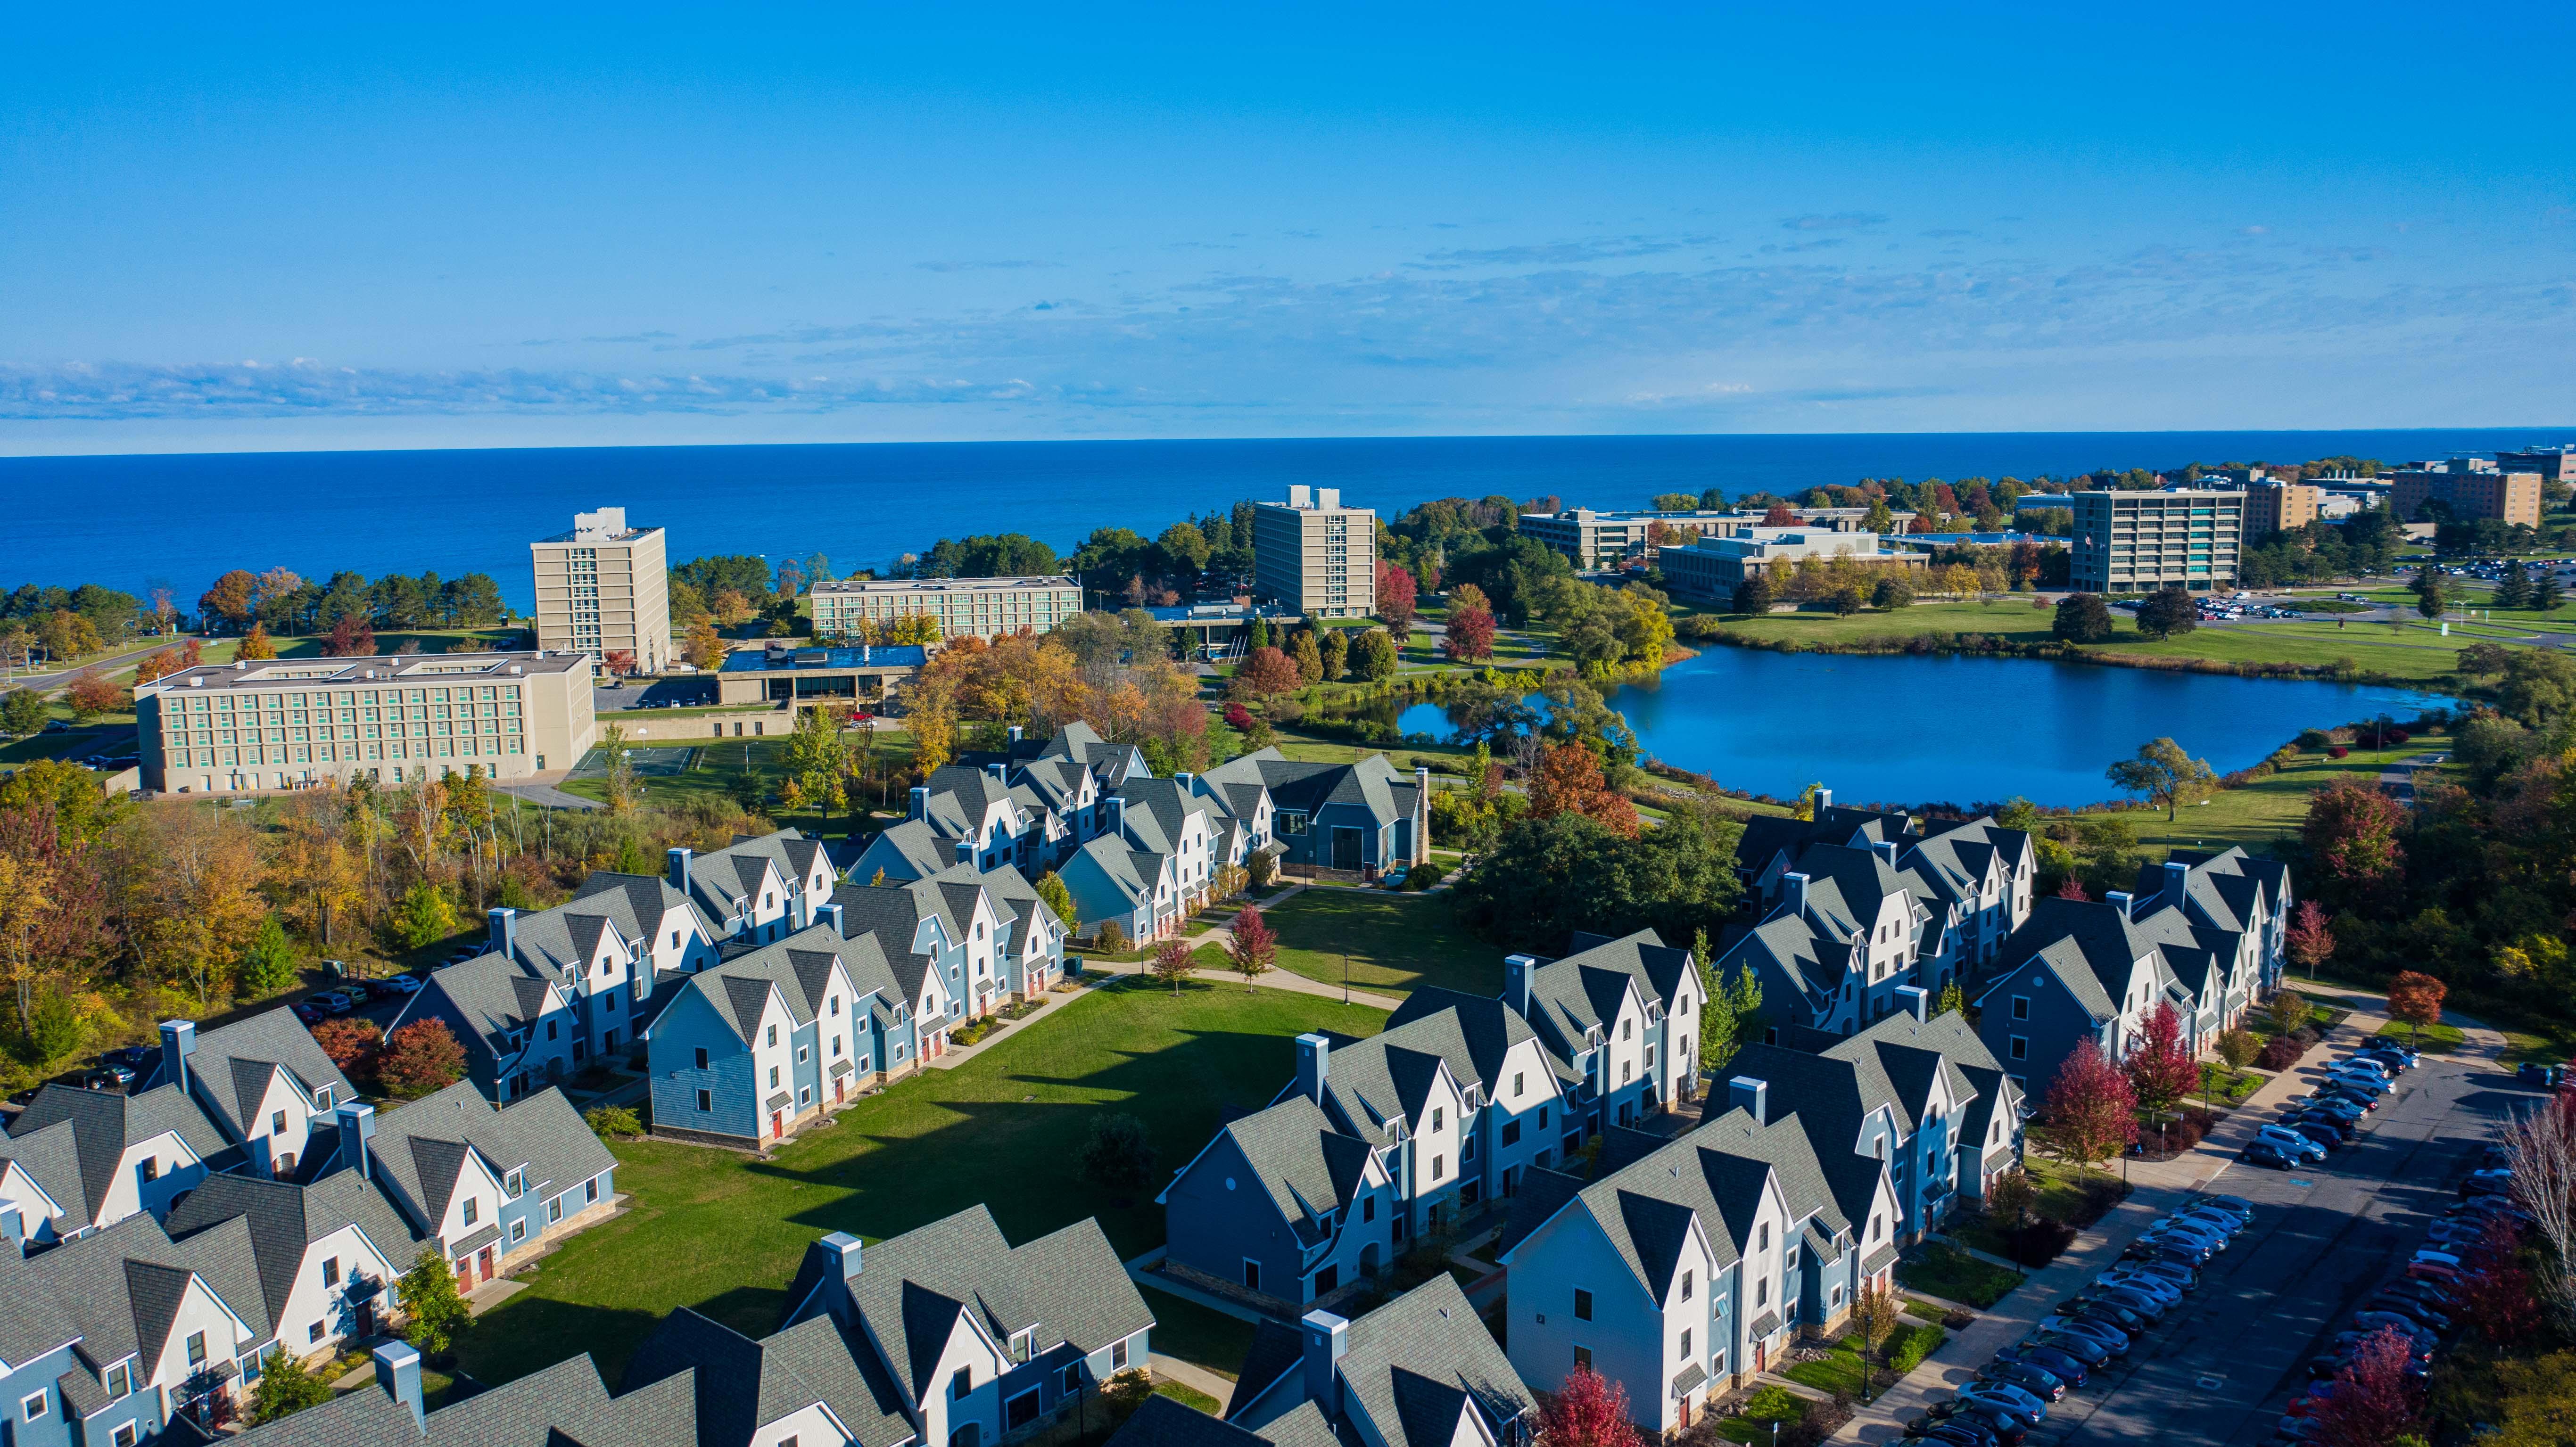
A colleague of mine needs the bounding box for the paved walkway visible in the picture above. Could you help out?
[1833,996,2404,1443]
[1150,1354,1237,1411]
[1075,884,1409,1011]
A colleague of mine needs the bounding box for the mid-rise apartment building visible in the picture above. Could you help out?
[135,652,596,794]
[809,575,1082,641]
[1659,529,1924,602]
[1518,508,1744,569]
[1253,485,1375,618]
[530,508,670,673]
[2390,464,2543,526]
[2243,479,2320,538]
[2068,489,2244,594]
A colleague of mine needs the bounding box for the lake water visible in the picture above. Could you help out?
[1396,649,2450,808]
[7,426,2565,608]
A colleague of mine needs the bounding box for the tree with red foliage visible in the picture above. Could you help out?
[1526,742,1639,838]
[312,1017,385,1081]
[1376,561,1418,639]
[2457,1214,2541,1344]
[1537,1365,1641,1447]
[2042,1038,2137,1178]
[1235,646,1301,699]
[1222,701,1255,732]
[2055,876,2090,901]
[1762,502,1798,526]
[2124,1001,2202,1139]
[2286,900,2335,982]
[2302,778,2406,902]
[0,801,114,1035]
[379,1019,468,1098]
[2306,1326,2425,1447]
[65,672,124,721]
[1227,905,1278,987]
[322,614,376,658]
[1443,605,1497,662]
[603,649,637,677]
[133,648,181,685]
[2384,970,2447,1047]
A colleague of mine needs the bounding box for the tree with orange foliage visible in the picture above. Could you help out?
[239,622,278,660]
[1527,742,1640,838]
[2384,970,2447,1047]
[133,649,181,686]
[323,615,376,657]
[1235,646,1300,699]
[65,672,124,721]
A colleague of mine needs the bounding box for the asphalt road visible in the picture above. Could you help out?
[2021,1046,2528,1446]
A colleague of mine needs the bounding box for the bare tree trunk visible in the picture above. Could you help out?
[2501,1097,2576,1333]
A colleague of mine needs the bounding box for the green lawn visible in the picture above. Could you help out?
[1896,1241,2024,1308]
[2196,1063,2265,1107]
[452,980,1386,1390]
[1713,1386,1808,1443]
[2074,730,2452,861]
[1259,889,1499,997]
[1783,1336,1870,1397]
[1153,1381,1224,1414]
[2380,1019,2466,1052]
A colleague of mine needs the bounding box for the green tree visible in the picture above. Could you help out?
[236,913,300,997]
[1350,629,1400,682]
[1318,628,1349,681]
[1291,628,1323,686]
[0,689,45,737]
[1870,574,1915,610]
[2535,572,2566,615]
[781,706,852,830]
[2133,587,2198,640]
[1033,871,1076,927]
[1696,955,1764,1075]
[1731,574,1775,616]
[1079,1112,1157,1195]
[1938,977,1967,1018]
[2106,737,2219,821]
[247,1348,332,1422]
[1247,615,1271,652]
[2495,561,2534,610]
[390,881,459,951]
[396,1245,472,1354]
[2053,593,2115,644]
[2413,563,2445,621]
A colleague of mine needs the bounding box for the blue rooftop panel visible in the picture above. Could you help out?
[718,645,930,672]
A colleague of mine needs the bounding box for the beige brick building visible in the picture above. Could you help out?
[2243,480,2320,538]
[809,575,1081,641]
[2389,467,2543,527]
[531,508,670,673]
[135,652,596,794]
[1253,485,1375,618]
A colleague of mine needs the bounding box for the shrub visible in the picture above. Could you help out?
[1890,1323,1948,1374]
[1404,860,1450,891]
[2255,1037,2305,1072]
[1079,1112,1157,1197]
[586,1105,642,1139]
[1093,920,1130,954]
[1740,1386,1804,1422]
[2006,1219,2080,1266]
[312,1017,385,1080]
[2328,745,2350,759]
[2215,1027,2261,1069]
[1780,1392,1853,1447]
[380,1019,467,1098]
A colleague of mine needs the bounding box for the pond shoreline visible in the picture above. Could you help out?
[1678,618,2451,691]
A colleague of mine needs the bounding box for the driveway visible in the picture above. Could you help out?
[2011,1025,2516,1445]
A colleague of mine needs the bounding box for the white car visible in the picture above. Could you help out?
[378,975,423,995]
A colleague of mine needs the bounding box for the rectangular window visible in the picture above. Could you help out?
[272,1110,287,1135]
[695,1047,710,1069]
[512,1220,528,1244]
[116,1424,140,1447]
[586,1178,599,1204]
[952,1368,973,1400]
[323,1256,341,1287]
[1502,1120,1521,1147]
[1679,1328,1692,1361]
[138,1157,158,1183]
[698,1089,713,1113]
[548,1197,563,1224]
[21,1389,48,1421]
[1112,1339,1130,1371]
[186,1331,207,1366]
[107,1363,130,1398]
[1574,1288,1593,1321]
[309,1321,326,1344]
[2010,1036,2028,1061]
[1681,1269,1693,1300]
[1431,1107,1444,1131]
[2012,996,2030,1021]
[462,1198,479,1225]
[1574,1345,1592,1371]
[1243,1259,1261,1291]
[506,1170,523,1197]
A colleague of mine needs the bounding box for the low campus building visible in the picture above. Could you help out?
[715,641,932,711]
[358,1080,619,1296]
[141,1008,361,1181]
[809,574,1083,641]
[1197,748,1425,881]
[1506,929,1703,1136]
[134,650,598,795]
[1658,529,1925,603]
[1517,509,1745,569]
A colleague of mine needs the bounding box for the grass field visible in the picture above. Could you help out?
[452,979,1386,1390]
[1897,1241,2025,1308]
[2073,729,2452,861]
[2379,1019,2466,1052]
[1258,889,1499,997]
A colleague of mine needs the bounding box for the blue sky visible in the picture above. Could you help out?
[3,3,2570,453]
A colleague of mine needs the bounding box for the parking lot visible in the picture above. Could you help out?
[2014,1034,2526,1445]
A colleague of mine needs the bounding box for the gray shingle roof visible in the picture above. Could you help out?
[143,1005,358,1143]
[1327,1276,1529,1447]
[1200,749,1409,829]
[163,1168,425,1327]
[4,1081,230,1225]
[837,1206,1152,1405]
[363,1081,616,1247]
[623,1305,914,1447]
[0,1210,270,1385]
[856,819,958,883]
[572,870,724,958]
[1199,1094,1378,1248]
[233,1351,703,1447]
[416,951,570,1067]
[667,924,857,1045]
[826,881,953,1003]
[1110,1394,1336,1447]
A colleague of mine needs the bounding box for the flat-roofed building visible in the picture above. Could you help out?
[2069,489,2245,594]
[1726,505,1919,534]
[809,575,1081,641]
[714,642,931,711]
[2244,479,2321,538]
[2496,446,2576,485]
[531,507,670,674]
[135,651,595,795]
[1253,485,1375,618]
[1660,528,1926,601]
[1518,508,1745,569]
[2390,466,2543,526]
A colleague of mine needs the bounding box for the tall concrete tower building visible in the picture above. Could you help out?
[1252,485,1376,619]
[531,507,670,674]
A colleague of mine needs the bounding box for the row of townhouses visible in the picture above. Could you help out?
[0,1001,618,1446]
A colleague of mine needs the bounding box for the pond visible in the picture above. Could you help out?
[1392,648,2450,807]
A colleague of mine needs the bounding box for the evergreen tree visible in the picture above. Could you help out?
[1247,616,1271,652]
[1291,628,1324,685]
[2413,563,2445,621]
[2495,561,2533,610]
[235,913,300,998]
[2535,572,2565,615]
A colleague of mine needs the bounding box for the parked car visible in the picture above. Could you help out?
[2171,1204,2247,1235]
[2124,1237,2211,1268]
[2352,1312,2439,1347]
[2283,1117,2353,1148]
[291,1001,327,1023]
[1978,1360,2066,1401]
[2025,1331,2112,1367]
[1953,1381,2048,1424]
[339,980,374,1003]
[1993,1342,2090,1388]
[98,1046,153,1069]
[2060,1297,2148,1333]
[2147,1218,2232,1250]
[304,990,354,1015]
[2362,1296,2452,1333]
[2518,1063,2562,1088]
[2242,1140,2301,1170]
[2409,1259,2465,1286]
[82,1065,136,1091]
[2255,1126,2328,1162]
[2037,1314,2130,1354]
[378,974,423,995]
[2096,1270,2180,1306]
[2331,1329,2433,1361]
[2461,1169,2514,1199]
[2107,1259,2196,1293]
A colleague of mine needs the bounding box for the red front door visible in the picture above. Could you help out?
[834,1078,845,1103]
[771,1111,785,1139]
[478,1247,494,1282]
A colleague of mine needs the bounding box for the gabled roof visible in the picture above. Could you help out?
[1200,748,1413,828]
[1190,1094,1379,1249]
[233,1351,702,1447]
[572,870,724,955]
[623,1305,913,1447]
[142,1005,358,1143]
[1734,806,1916,880]
[4,1081,230,1224]
[1112,1395,1336,1447]
[0,1211,263,1381]
[827,880,957,1003]
[1975,896,2157,1023]
[1517,933,1683,1070]
[970,861,1060,958]
[1115,777,1222,855]
[1282,1011,1488,1149]
[688,830,830,921]
[364,1081,616,1242]
[1064,834,1169,914]
[417,951,570,1066]
[832,1206,1152,1406]
[163,1168,425,1328]
[1386,987,1546,1095]
[1032,721,1148,786]
[919,765,1027,840]
[855,819,958,883]
[669,925,857,1045]
[1229,1276,1527,1447]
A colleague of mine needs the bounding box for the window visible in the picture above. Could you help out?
[952,1368,973,1400]
[797,1045,809,1064]
[138,1157,158,1184]
[1362,1195,1376,1223]
[22,1389,48,1421]
[462,1198,479,1226]
[695,1047,710,1069]
[512,1220,528,1244]
[767,1024,779,1047]
[1502,1120,1521,1147]
[548,1020,560,1040]
[1111,1340,1129,1371]
[586,1178,599,1204]
[1574,1288,1593,1321]
[1622,1019,1632,1041]
[1513,1072,1524,1097]
[698,1089,714,1112]
[1062,1364,1084,1395]
[107,1362,130,1398]
[1871,1214,1884,1242]
[1243,1259,1262,1291]
[2009,1036,2028,1062]
[1573,1345,1592,1371]
[115,1424,139,1447]
[1539,1106,1548,1128]
[1681,1269,1694,1301]
[186,1331,207,1367]
[1431,1107,1444,1131]
[323,1256,341,1287]
[769,1066,781,1089]
[309,1321,327,1344]
[549,1197,564,1224]
[271,1110,288,1135]
[2011,996,2030,1021]
[1758,1223,1770,1251]
[1756,1278,1768,1307]
[1679,1328,1692,1361]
